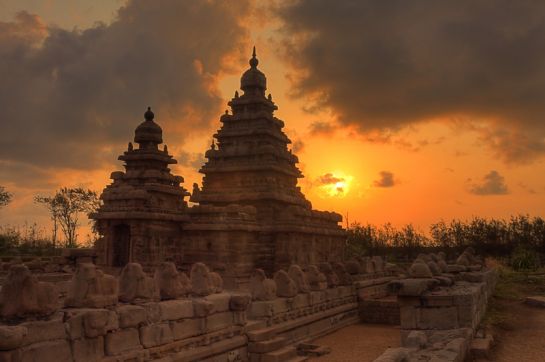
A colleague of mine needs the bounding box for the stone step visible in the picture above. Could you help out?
[471,335,494,359]
[524,296,545,308]
[261,346,298,362]
[248,336,287,353]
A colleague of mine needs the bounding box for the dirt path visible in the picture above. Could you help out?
[309,324,400,362]
[487,300,545,361]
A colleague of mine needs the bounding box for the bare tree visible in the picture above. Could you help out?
[35,187,100,248]
[0,186,12,209]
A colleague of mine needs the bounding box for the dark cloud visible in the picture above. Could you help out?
[308,120,336,136]
[291,139,305,153]
[373,171,396,188]
[276,0,545,163]
[317,173,345,186]
[469,170,509,195]
[0,161,57,189]
[177,151,206,170]
[0,0,250,170]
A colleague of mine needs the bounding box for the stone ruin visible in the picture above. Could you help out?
[0,49,500,362]
[91,48,345,288]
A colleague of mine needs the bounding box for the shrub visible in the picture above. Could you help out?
[510,246,540,272]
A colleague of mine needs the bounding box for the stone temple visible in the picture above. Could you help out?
[93,48,345,288]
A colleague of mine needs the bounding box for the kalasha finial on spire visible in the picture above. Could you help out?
[144,106,154,121]
[249,46,258,68]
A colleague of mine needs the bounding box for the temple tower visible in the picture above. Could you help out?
[93,108,189,268]
[197,48,311,220]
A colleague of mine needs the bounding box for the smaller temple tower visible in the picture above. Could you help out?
[93,107,190,269]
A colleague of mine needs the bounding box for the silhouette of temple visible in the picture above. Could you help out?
[93,49,345,288]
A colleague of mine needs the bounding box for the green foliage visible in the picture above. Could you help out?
[347,215,545,260]
[0,186,12,208]
[0,223,57,256]
[34,187,100,248]
[510,246,541,272]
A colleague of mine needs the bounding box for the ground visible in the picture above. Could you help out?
[309,324,400,361]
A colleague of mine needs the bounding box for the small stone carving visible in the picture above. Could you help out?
[331,262,352,286]
[427,261,441,276]
[65,263,118,308]
[209,271,224,293]
[154,262,190,300]
[288,265,310,293]
[318,263,339,288]
[0,264,59,318]
[344,260,361,275]
[119,263,158,302]
[306,265,328,291]
[437,259,448,273]
[250,269,277,301]
[274,270,298,298]
[372,256,384,272]
[190,262,216,296]
[409,262,433,278]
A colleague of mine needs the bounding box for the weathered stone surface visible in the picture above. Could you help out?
[388,278,440,296]
[65,263,118,308]
[437,259,448,273]
[229,293,251,311]
[119,262,157,302]
[405,330,427,349]
[205,293,231,313]
[0,264,59,318]
[374,347,411,362]
[209,272,224,294]
[447,264,467,273]
[159,299,193,321]
[139,323,173,348]
[288,265,310,293]
[0,326,27,350]
[154,262,190,300]
[525,296,545,308]
[170,319,202,340]
[344,260,361,275]
[306,265,327,291]
[72,337,104,362]
[20,318,66,345]
[83,309,118,338]
[193,299,215,317]
[372,256,384,272]
[318,263,339,288]
[274,270,298,298]
[332,262,352,285]
[117,304,147,328]
[105,328,142,356]
[190,263,213,297]
[250,269,276,301]
[20,340,71,362]
[427,261,441,276]
[409,262,433,278]
[205,312,233,332]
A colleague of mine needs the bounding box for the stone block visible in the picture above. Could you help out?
[72,337,104,362]
[20,318,66,345]
[471,335,493,359]
[117,304,147,328]
[205,312,233,332]
[20,340,71,362]
[229,293,251,312]
[249,301,275,318]
[524,296,545,308]
[417,306,459,330]
[83,309,118,338]
[404,330,427,349]
[105,328,142,356]
[139,323,173,348]
[170,318,203,340]
[193,299,215,317]
[205,293,231,313]
[0,326,27,351]
[159,299,193,321]
[142,302,161,323]
[0,349,21,362]
[399,306,417,329]
[248,336,286,353]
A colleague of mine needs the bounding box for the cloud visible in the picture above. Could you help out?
[276,0,545,163]
[291,139,305,153]
[0,0,251,171]
[469,170,509,195]
[308,120,336,136]
[317,173,344,186]
[373,171,396,188]
[177,151,206,170]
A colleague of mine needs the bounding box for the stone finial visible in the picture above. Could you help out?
[119,263,158,303]
[190,262,216,296]
[250,269,276,301]
[234,90,239,98]
[249,46,258,68]
[288,265,310,293]
[0,264,59,318]
[274,270,298,298]
[331,262,352,286]
[65,263,118,308]
[144,106,154,121]
[318,262,339,288]
[154,262,190,300]
[306,265,327,291]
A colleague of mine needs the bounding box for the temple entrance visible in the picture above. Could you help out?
[112,224,130,267]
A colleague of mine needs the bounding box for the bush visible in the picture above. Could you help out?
[509,246,541,272]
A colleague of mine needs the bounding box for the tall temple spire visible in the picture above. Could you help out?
[241,47,266,95]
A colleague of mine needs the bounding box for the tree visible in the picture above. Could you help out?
[0,186,12,208]
[35,187,100,248]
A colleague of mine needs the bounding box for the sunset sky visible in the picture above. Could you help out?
[1,0,545,239]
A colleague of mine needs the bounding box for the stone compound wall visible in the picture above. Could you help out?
[374,250,498,362]
[0,257,398,362]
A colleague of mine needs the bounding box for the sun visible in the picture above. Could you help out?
[317,171,354,198]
